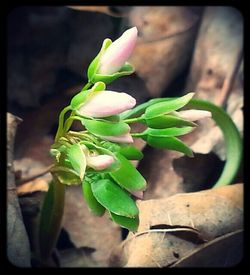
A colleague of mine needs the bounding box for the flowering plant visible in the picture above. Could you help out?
[38,27,242,263]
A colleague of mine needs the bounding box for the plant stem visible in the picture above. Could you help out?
[63,82,93,133]
[123,116,145,124]
[186,99,242,188]
[39,176,65,262]
[55,106,72,142]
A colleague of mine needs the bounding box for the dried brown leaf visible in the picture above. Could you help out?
[62,186,121,267]
[171,230,243,267]
[128,6,201,97]
[110,184,243,267]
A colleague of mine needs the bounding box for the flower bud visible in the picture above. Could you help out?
[98,27,138,75]
[177,110,212,122]
[100,132,134,143]
[129,190,144,199]
[87,154,114,171]
[78,90,136,118]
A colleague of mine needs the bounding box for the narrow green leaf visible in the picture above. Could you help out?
[39,178,65,260]
[91,178,139,218]
[146,136,194,157]
[143,126,194,137]
[109,212,139,232]
[82,179,106,216]
[83,119,130,137]
[110,153,146,191]
[145,114,197,129]
[144,93,194,119]
[67,144,86,180]
[118,145,143,160]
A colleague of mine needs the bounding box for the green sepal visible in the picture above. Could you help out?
[145,114,197,129]
[109,212,139,232]
[101,115,121,122]
[70,81,106,110]
[144,93,195,119]
[80,141,121,173]
[90,62,135,85]
[82,179,106,216]
[91,178,139,218]
[141,126,194,138]
[118,145,143,160]
[144,135,194,157]
[82,119,130,137]
[110,153,147,191]
[87,38,112,82]
[67,143,86,180]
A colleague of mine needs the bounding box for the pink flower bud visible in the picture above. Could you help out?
[177,110,212,122]
[87,154,114,171]
[129,190,144,199]
[98,27,138,75]
[100,132,134,143]
[78,90,136,118]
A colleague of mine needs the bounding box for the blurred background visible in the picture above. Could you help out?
[7,6,243,267]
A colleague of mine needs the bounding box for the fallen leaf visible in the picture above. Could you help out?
[185,6,243,161]
[17,178,50,195]
[128,6,202,97]
[7,113,31,267]
[109,184,243,267]
[171,230,243,267]
[66,6,129,17]
[62,185,122,267]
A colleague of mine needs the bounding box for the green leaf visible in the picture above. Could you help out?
[39,178,65,260]
[143,126,194,138]
[91,178,139,217]
[67,144,86,180]
[83,119,130,137]
[88,38,112,82]
[110,153,146,191]
[145,136,194,157]
[118,145,143,160]
[145,114,197,129]
[144,93,195,119]
[109,212,139,232]
[82,179,106,216]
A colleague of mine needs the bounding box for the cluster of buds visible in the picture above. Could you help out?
[50,26,211,232]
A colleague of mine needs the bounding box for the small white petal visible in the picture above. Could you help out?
[178,110,212,122]
[87,155,114,171]
[130,190,144,199]
[101,133,134,143]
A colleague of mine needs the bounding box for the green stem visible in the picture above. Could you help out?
[186,99,242,188]
[123,116,145,124]
[39,176,65,262]
[81,82,92,91]
[55,106,72,142]
[63,82,93,133]
[39,82,93,265]
[64,116,84,132]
